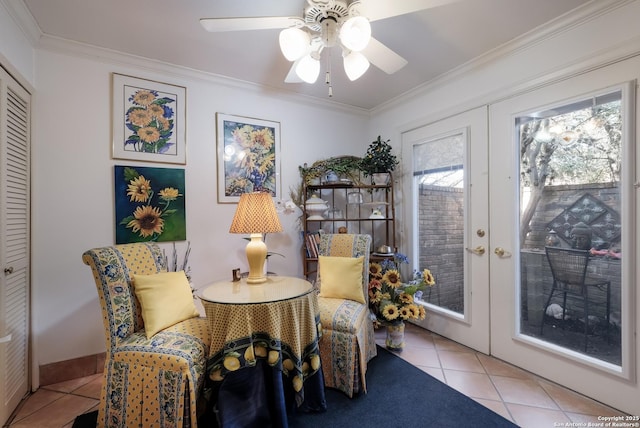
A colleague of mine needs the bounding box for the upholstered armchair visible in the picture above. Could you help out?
[316,233,377,397]
[82,243,211,428]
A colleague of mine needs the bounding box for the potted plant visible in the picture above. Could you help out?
[359,136,399,185]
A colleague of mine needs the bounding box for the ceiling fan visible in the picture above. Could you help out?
[200,0,456,90]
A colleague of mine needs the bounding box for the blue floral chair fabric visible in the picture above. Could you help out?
[316,233,377,397]
[82,243,210,428]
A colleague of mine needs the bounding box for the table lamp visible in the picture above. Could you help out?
[229,192,283,284]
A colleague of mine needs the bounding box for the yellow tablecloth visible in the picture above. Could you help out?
[199,276,323,408]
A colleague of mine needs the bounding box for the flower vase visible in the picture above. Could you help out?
[385,321,405,351]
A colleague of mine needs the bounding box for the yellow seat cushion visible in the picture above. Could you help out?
[133,271,200,338]
[318,255,365,304]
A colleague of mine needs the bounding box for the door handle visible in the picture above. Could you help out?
[0,334,11,343]
[4,266,13,275]
[465,246,485,255]
[494,247,512,258]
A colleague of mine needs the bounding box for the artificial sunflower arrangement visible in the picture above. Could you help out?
[368,253,435,325]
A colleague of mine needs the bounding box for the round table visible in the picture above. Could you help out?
[198,276,326,426]
[198,275,313,304]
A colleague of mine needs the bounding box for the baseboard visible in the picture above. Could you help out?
[39,352,106,386]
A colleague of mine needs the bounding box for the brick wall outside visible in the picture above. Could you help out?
[416,184,464,312]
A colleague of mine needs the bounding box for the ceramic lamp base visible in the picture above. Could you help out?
[245,233,267,284]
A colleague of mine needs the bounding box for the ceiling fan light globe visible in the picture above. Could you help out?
[339,16,371,52]
[343,51,370,81]
[295,54,320,83]
[279,28,310,61]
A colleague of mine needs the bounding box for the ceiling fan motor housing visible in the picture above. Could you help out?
[304,0,352,32]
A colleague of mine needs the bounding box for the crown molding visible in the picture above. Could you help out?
[37,34,369,116]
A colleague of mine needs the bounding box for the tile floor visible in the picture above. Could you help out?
[5,323,626,428]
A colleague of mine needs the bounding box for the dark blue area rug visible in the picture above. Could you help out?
[71,410,96,428]
[288,345,517,427]
[73,346,517,427]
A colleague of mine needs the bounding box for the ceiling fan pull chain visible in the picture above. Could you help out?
[326,48,333,97]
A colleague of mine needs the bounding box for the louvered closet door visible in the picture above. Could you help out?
[0,65,31,426]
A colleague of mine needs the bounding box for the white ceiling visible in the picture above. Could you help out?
[20,0,592,110]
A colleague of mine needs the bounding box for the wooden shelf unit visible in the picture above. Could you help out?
[302,176,396,278]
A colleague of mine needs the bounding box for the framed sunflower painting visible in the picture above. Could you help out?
[114,165,186,244]
[112,73,186,165]
[216,113,281,203]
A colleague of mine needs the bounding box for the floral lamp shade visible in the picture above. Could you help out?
[229,192,282,284]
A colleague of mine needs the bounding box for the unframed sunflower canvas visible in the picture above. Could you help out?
[114,165,186,244]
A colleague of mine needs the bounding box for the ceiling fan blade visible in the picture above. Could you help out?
[358,0,459,22]
[200,16,300,32]
[284,63,303,83]
[362,37,408,74]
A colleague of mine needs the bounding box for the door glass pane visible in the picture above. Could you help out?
[413,132,464,314]
[518,91,622,365]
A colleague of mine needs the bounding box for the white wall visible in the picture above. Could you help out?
[29,45,369,367]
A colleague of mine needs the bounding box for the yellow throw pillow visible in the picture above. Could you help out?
[318,256,365,304]
[132,271,200,338]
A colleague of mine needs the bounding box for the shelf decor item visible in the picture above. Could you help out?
[359,136,399,184]
[298,155,363,185]
[305,194,329,220]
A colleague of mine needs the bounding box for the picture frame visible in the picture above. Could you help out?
[216,113,281,203]
[114,165,186,244]
[112,73,186,165]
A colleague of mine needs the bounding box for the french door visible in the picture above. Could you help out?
[401,106,490,353]
[489,60,638,414]
[402,58,638,414]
